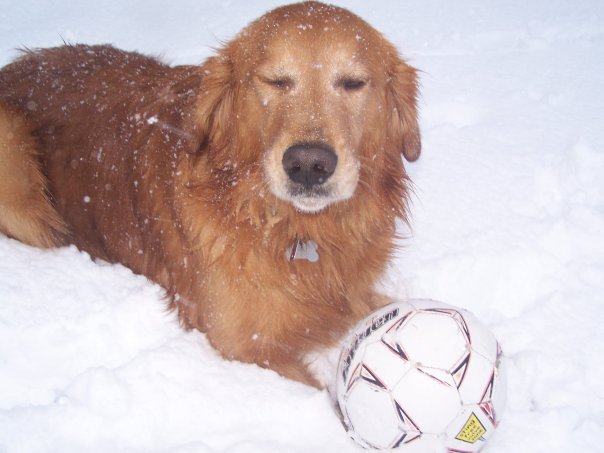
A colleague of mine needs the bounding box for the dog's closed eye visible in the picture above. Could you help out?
[263,76,295,91]
[335,77,368,92]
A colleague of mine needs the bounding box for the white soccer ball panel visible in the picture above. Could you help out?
[458,352,495,405]
[391,367,461,434]
[336,301,416,395]
[415,365,457,388]
[490,359,507,423]
[361,341,413,390]
[407,299,456,311]
[445,405,494,452]
[462,310,499,363]
[336,340,368,397]
[396,311,469,371]
[385,300,418,317]
[363,301,416,338]
[344,379,401,450]
[396,433,447,453]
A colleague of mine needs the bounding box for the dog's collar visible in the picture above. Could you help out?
[286,238,319,263]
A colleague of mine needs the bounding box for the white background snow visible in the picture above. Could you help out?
[1,0,602,452]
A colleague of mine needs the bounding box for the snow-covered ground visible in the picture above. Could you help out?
[1,1,603,452]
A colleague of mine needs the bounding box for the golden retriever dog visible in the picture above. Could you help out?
[0,1,420,387]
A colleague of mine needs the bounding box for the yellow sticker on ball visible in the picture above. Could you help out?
[455,413,486,444]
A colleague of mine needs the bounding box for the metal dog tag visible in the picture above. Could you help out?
[287,239,319,263]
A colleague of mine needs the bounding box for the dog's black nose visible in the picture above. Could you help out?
[282,143,338,189]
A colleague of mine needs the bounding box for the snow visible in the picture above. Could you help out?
[1,0,603,452]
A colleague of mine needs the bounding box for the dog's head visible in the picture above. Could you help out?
[194,1,420,214]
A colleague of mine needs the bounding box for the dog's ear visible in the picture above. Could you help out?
[190,54,234,152]
[386,57,421,162]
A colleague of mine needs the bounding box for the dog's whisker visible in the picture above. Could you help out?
[153,120,194,140]
[356,177,372,191]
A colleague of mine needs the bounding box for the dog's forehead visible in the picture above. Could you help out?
[260,1,362,27]
[245,2,378,58]
[259,14,373,61]
[262,31,362,67]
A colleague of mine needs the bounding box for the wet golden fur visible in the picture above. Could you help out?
[0,2,420,387]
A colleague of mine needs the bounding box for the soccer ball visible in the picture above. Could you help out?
[336,299,506,452]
